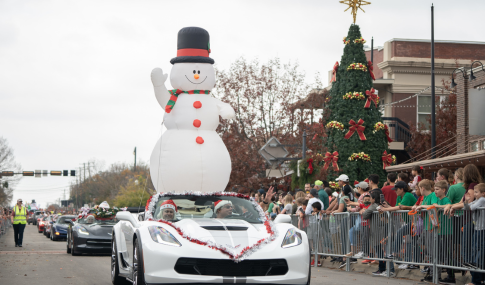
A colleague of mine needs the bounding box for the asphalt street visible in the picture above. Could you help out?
[0,224,420,285]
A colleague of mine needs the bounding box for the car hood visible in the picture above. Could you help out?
[171,218,271,253]
[79,224,114,236]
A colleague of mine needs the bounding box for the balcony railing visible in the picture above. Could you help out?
[382,117,411,146]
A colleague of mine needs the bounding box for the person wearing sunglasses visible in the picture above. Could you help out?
[214,200,233,219]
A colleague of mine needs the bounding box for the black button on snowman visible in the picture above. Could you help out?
[150,27,235,193]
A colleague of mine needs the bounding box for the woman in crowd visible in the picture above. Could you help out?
[280,194,293,214]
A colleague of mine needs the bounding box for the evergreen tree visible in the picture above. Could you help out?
[323,24,393,184]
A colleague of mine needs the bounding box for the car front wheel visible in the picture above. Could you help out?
[71,237,80,256]
[111,238,128,285]
[132,238,145,285]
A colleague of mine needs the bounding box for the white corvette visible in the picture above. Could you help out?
[111,192,310,285]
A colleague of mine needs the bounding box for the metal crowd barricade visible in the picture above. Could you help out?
[290,207,485,284]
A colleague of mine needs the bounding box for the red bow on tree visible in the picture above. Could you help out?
[384,125,393,143]
[324,151,339,171]
[368,60,376,81]
[364,88,379,109]
[344,119,366,141]
[331,62,339,82]
[307,158,313,174]
[382,150,393,169]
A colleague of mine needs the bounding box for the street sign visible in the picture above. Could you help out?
[258,137,289,166]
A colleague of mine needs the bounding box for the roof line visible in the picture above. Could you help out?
[387,38,485,45]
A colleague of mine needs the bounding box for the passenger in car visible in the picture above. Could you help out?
[214,200,233,219]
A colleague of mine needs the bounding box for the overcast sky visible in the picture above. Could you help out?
[2,0,484,208]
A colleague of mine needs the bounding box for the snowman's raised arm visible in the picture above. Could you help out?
[151,68,170,109]
[216,100,236,120]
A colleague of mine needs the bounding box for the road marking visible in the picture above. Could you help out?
[0,251,66,254]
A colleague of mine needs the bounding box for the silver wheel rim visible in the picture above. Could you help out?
[133,245,138,285]
[111,242,116,280]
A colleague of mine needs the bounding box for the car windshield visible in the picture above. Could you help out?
[57,216,76,224]
[152,195,262,224]
[77,216,119,225]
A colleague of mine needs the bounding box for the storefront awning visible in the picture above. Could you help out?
[385,150,485,172]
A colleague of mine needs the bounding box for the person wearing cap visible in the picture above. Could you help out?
[11,199,27,247]
[379,181,418,269]
[214,200,233,219]
[314,180,329,210]
[158,200,178,221]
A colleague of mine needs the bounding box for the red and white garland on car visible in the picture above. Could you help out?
[145,191,278,262]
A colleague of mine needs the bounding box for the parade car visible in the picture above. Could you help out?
[44,215,57,238]
[111,193,310,285]
[67,213,118,256]
[50,215,76,241]
[37,216,48,233]
[33,211,45,226]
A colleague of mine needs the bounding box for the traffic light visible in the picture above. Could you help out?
[70,170,76,176]
[23,171,34,176]
[2,171,14,176]
[63,170,69,176]
[50,171,62,176]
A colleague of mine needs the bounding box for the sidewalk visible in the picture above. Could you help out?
[317,257,473,284]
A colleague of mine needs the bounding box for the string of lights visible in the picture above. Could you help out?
[379,86,453,109]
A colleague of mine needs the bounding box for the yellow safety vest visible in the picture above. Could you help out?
[13,205,27,225]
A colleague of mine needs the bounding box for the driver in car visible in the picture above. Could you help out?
[159,200,178,221]
[214,200,233,219]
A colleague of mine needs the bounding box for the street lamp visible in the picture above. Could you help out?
[450,68,466,88]
[469,61,484,81]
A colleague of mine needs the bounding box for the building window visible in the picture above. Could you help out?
[417,95,431,130]
[471,142,479,152]
[482,141,485,150]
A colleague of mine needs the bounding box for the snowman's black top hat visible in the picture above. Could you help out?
[170,27,214,65]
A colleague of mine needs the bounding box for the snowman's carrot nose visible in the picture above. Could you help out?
[194,74,200,79]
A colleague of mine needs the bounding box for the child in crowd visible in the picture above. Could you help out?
[464,183,485,285]
[311,202,322,219]
[433,180,455,283]
[346,193,372,259]
[296,198,308,231]
[409,166,423,192]
[413,179,437,282]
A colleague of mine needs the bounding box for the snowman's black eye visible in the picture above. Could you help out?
[198,70,200,74]
[193,70,196,74]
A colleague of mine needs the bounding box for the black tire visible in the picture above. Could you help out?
[71,237,80,256]
[111,238,128,285]
[67,237,71,253]
[132,238,145,285]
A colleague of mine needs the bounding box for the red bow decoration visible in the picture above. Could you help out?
[323,151,339,171]
[344,119,366,141]
[307,158,313,174]
[331,62,339,82]
[354,180,359,186]
[365,88,379,109]
[368,60,376,80]
[384,125,393,143]
[364,178,369,183]
[382,150,393,169]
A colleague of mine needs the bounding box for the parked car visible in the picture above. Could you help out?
[37,216,48,233]
[111,193,310,285]
[32,211,45,226]
[51,215,76,241]
[67,213,118,256]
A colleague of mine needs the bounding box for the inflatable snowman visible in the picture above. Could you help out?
[150,27,235,193]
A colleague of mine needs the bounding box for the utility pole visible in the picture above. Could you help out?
[83,163,86,182]
[431,4,436,159]
[88,162,91,178]
[133,147,137,172]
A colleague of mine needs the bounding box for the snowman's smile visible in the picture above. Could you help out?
[185,75,207,84]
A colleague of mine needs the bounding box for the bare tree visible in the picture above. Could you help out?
[0,137,22,206]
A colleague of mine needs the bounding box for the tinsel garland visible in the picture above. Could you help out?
[144,191,278,262]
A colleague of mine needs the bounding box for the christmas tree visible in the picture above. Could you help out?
[323,24,395,183]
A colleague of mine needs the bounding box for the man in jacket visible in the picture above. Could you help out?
[11,199,27,247]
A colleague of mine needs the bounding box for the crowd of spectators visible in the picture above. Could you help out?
[0,207,12,237]
[249,163,485,284]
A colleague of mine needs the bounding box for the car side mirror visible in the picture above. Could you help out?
[274,214,291,224]
[116,211,138,228]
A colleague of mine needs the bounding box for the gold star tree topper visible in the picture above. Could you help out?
[340,0,371,23]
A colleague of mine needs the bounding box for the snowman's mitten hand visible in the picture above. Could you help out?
[151,68,168,87]
[218,103,236,120]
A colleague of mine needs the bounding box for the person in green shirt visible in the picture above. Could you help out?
[379,181,417,261]
[315,180,329,210]
[433,180,455,283]
[446,168,466,204]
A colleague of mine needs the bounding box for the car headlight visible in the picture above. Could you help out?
[148,226,181,247]
[78,227,89,235]
[281,228,302,248]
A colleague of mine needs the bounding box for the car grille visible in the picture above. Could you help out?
[174,258,288,276]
